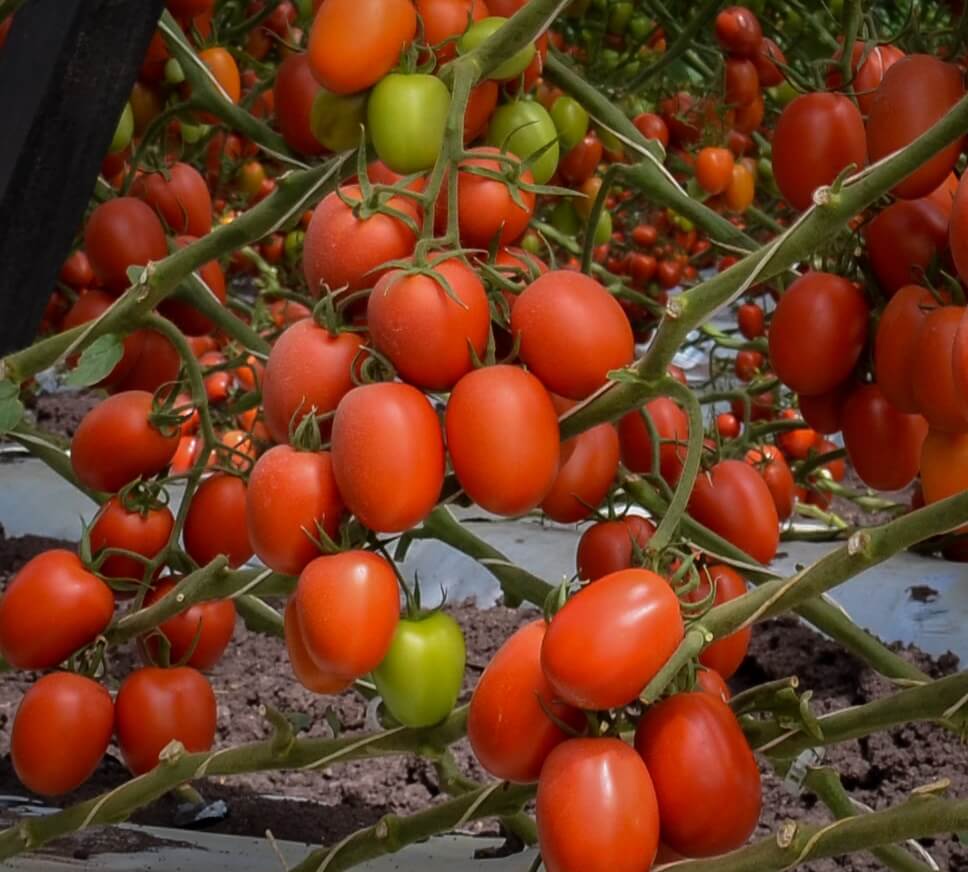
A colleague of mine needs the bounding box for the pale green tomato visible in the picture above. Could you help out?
[109,103,134,154]
[550,95,589,152]
[367,73,450,173]
[311,87,368,152]
[551,200,581,237]
[458,17,535,81]
[179,119,208,144]
[589,209,612,246]
[487,100,559,184]
[164,58,184,85]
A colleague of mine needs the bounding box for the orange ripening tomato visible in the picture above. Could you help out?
[920,429,968,520]
[695,147,734,196]
[576,516,656,581]
[723,159,755,212]
[198,47,241,103]
[417,0,489,62]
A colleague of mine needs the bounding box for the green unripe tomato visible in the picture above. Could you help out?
[550,95,589,152]
[601,48,621,70]
[372,612,466,728]
[311,87,368,152]
[367,73,450,173]
[179,119,208,144]
[608,1,633,34]
[487,100,559,184]
[459,17,535,81]
[627,14,652,40]
[596,124,623,159]
[550,200,582,237]
[285,230,304,262]
[109,102,134,154]
[521,229,542,254]
[769,81,798,108]
[589,209,612,246]
[164,58,184,85]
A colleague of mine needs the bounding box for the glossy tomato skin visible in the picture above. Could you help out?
[799,384,851,435]
[745,445,794,522]
[0,550,114,669]
[115,666,217,775]
[90,497,174,581]
[487,100,559,185]
[284,598,354,694]
[368,73,450,173]
[542,568,684,710]
[724,58,758,107]
[131,162,212,237]
[446,366,560,516]
[715,6,762,56]
[828,42,904,114]
[769,272,868,397]
[911,307,968,432]
[635,692,761,857]
[295,550,399,678]
[184,473,254,568]
[12,673,114,796]
[618,398,689,484]
[576,516,656,581]
[874,285,941,412]
[372,611,465,727]
[512,271,633,400]
[273,52,325,154]
[772,93,866,211]
[867,55,965,200]
[537,738,660,872]
[559,132,603,185]
[247,446,343,575]
[368,257,490,390]
[689,565,750,679]
[866,194,949,295]
[468,620,584,783]
[541,423,619,524]
[113,329,181,395]
[737,302,764,339]
[695,147,734,196]
[688,460,779,564]
[84,197,169,291]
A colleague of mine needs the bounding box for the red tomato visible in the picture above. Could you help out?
[695,147,735,196]
[632,224,658,248]
[537,738,660,872]
[633,113,670,149]
[753,37,786,87]
[745,444,795,521]
[113,329,181,394]
[541,568,684,710]
[295,550,399,678]
[734,348,763,382]
[71,391,180,492]
[874,285,941,412]
[775,409,820,460]
[911,306,968,432]
[576,516,656,581]
[446,365,560,516]
[948,171,968,286]
[468,620,584,783]
[62,291,147,388]
[131,162,212,237]
[715,5,763,57]
[417,0,489,62]
[11,673,114,796]
[159,234,226,336]
[798,383,851,434]
[696,667,731,702]
[688,564,750,679]
[559,133,603,185]
[332,383,444,531]
[464,80,499,142]
[716,412,741,439]
[273,52,325,155]
[828,42,904,114]
[84,197,169,292]
[284,598,353,693]
[90,496,173,582]
[618,398,689,484]
[184,474,254,568]
[737,302,764,339]
[724,58,759,107]
[541,423,619,524]
[60,250,96,288]
[115,666,217,774]
[635,692,761,857]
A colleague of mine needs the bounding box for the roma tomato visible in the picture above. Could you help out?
[715,5,762,56]
[63,291,146,388]
[737,302,764,339]
[131,162,212,237]
[618,398,689,484]
[716,412,741,440]
[576,515,655,581]
[90,496,174,581]
[468,620,584,783]
[538,738,660,872]
[724,58,759,107]
[798,383,851,434]
[159,234,227,336]
[464,79,499,142]
[285,598,353,694]
[911,307,968,432]
[446,365,560,516]
[332,383,444,531]
[753,37,786,87]
[84,197,168,291]
[199,47,240,104]
[541,568,684,710]
[417,0,489,63]
[828,42,904,114]
[921,429,968,509]
[696,667,731,703]
[635,692,761,857]
[274,52,325,155]
[541,423,619,524]
[949,171,968,285]
[459,16,534,80]
[372,611,465,727]
[71,391,180,493]
[874,285,941,412]
[113,328,181,394]
[115,666,217,774]
[296,550,399,678]
[368,73,450,173]
[688,565,751,679]
[724,161,755,211]
[183,474,253,568]
[12,673,114,796]
[633,112,669,148]
[745,444,795,521]
[695,147,734,196]
[487,100,559,185]
[512,271,633,400]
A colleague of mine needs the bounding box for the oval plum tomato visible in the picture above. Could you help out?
[63,291,146,388]
[12,673,113,796]
[772,93,866,211]
[274,52,325,155]
[911,306,968,432]
[183,474,253,568]
[247,446,343,575]
[198,47,241,104]
[310,85,368,151]
[745,445,794,521]
[753,37,786,87]
[303,185,418,296]
[695,147,734,196]
[948,172,968,285]
[367,257,489,390]
[842,383,928,491]
[158,235,226,336]
[538,738,660,872]
[716,412,741,440]
[618,398,689,484]
[90,496,174,582]
[768,272,868,396]
[368,73,450,173]
[541,423,619,524]
[689,459,779,564]
[372,611,465,727]
[487,100,559,185]
[696,667,731,703]
[576,515,656,581]
[417,0,489,63]
[734,348,763,382]
[724,160,756,212]
[84,197,168,291]
[687,565,750,679]
[632,223,658,248]
[732,92,764,134]
[867,55,965,200]
[921,429,968,511]
[332,383,444,531]
[827,42,904,114]
[866,195,949,296]
[141,578,236,670]
[131,162,212,237]
[512,271,633,400]
[775,409,819,460]
[113,328,181,394]
[60,249,96,288]
[459,17,534,81]
[633,112,669,148]
[0,550,114,669]
[468,620,584,783]
[737,302,764,339]
[954,311,968,415]
[71,392,179,492]
[724,58,759,107]
[559,132,603,185]
[446,365,559,516]
[635,692,761,857]
[296,550,399,678]
[284,598,353,693]
[115,666,217,774]
[798,383,851,434]
[308,0,416,94]
[715,5,762,57]
[541,568,684,710]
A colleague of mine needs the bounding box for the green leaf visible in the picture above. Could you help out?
[65,334,124,387]
[0,381,24,434]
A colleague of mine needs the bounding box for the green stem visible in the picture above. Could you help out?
[838,0,864,106]
[627,0,721,88]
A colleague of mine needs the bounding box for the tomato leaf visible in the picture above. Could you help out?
[65,334,124,387]
[0,381,24,434]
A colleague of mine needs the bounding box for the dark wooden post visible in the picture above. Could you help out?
[0,0,165,356]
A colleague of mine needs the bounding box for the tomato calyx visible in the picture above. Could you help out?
[289,407,327,452]
[118,478,171,518]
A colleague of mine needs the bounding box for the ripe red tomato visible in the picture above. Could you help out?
[737,302,764,339]
[468,620,584,783]
[198,47,241,105]
[772,93,867,211]
[768,272,868,396]
[131,162,212,237]
[512,270,634,400]
[716,411,741,439]
[753,37,786,87]
[115,666,217,774]
[417,0,489,62]
[368,256,490,390]
[559,132,603,185]
[90,496,173,582]
[446,365,560,515]
[284,598,354,694]
[867,55,965,200]
[60,249,96,288]
[635,692,761,857]
[715,5,762,57]
[541,424,619,524]
[332,382,444,531]
[113,328,182,394]
[874,285,941,412]
[632,224,658,248]
[798,383,851,434]
[183,474,253,568]
[541,568,684,710]
[618,398,689,484]
[464,80,499,142]
[158,235,226,336]
[724,58,759,107]
[12,673,114,796]
[775,409,819,460]
[71,391,180,493]
[732,93,764,135]
[247,446,343,574]
[745,444,795,521]
[84,197,168,291]
[576,516,656,581]
[537,738,660,872]
[696,667,731,702]
[295,550,399,678]
[828,42,904,114]
[734,348,763,382]
[273,52,325,155]
[63,291,146,388]
[911,306,968,432]
[687,564,750,679]
[689,459,779,564]
[948,172,968,286]
[695,147,735,196]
